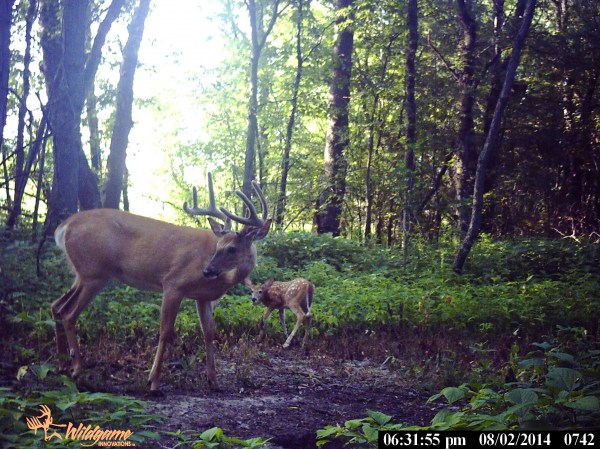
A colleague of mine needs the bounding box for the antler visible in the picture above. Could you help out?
[220,180,269,228]
[184,172,231,228]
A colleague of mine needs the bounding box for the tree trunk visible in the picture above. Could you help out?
[40,0,124,228]
[315,0,353,236]
[276,0,304,228]
[453,0,536,273]
[5,0,36,230]
[242,0,281,199]
[32,127,49,239]
[243,0,259,200]
[86,88,102,173]
[402,0,418,265]
[104,0,151,209]
[453,0,477,238]
[0,0,15,179]
[40,0,85,223]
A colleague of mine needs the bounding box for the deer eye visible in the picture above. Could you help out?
[226,246,237,255]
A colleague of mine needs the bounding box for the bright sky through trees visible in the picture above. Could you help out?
[127,1,225,219]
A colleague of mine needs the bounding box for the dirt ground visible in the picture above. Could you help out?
[141,346,442,449]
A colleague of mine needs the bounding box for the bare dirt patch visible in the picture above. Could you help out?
[142,348,442,448]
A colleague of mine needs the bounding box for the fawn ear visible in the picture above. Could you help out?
[263,279,274,291]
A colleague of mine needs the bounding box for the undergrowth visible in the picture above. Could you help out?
[317,330,600,447]
[1,233,598,446]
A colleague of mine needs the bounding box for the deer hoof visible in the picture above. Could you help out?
[147,388,165,398]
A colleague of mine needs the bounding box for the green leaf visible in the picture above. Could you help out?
[546,367,581,392]
[16,366,28,381]
[367,409,392,426]
[30,364,55,381]
[548,352,576,364]
[507,388,538,406]
[441,387,465,404]
[565,396,600,411]
[362,423,379,442]
[430,409,465,430]
[531,341,553,351]
[518,358,545,368]
[135,430,161,440]
[200,427,223,441]
[344,418,365,429]
[316,425,340,439]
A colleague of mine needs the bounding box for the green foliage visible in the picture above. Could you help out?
[316,410,412,448]
[1,236,598,446]
[0,376,162,448]
[168,427,271,449]
[316,335,599,446]
[427,332,600,430]
[3,236,598,373]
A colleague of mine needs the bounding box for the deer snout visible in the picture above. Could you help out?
[203,267,220,279]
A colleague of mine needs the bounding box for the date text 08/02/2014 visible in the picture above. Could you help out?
[378,431,597,449]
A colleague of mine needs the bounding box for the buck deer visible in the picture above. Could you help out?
[247,278,314,348]
[51,173,271,391]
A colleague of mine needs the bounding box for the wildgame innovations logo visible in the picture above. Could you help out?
[26,405,136,447]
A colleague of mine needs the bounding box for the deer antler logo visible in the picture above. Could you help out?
[25,405,66,441]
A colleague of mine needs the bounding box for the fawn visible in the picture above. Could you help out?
[246,278,314,348]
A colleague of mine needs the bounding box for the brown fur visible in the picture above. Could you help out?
[52,208,271,391]
[247,278,314,348]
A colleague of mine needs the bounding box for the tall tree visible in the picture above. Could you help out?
[315,0,354,236]
[402,0,418,264]
[103,0,152,209]
[275,0,304,228]
[242,0,282,198]
[5,0,37,230]
[0,0,15,169]
[39,0,125,227]
[453,0,478,238]
[454,0,537,272]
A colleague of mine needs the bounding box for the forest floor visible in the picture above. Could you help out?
[144,353,438,448]
[130,343,443,449]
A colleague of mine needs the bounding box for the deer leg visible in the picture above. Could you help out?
[149,291,183,391]
[196,300,218,389]
[283,306,306,349]
[258,307,275,342]
[51,285,78,372]
[278,308,288,338]
[301,313,312,348]
[301,289,313,348]
[53,278,107,377]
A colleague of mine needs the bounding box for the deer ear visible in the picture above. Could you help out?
[243,218,272,241]
[208,218,230,237]
[263,279,274,290]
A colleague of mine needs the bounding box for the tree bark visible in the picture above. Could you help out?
[86,88,102,173]
[453,0,478,238]
[0,0,16,185]
[315,0,353,236]
[275,0,304,228]
[402,0,418,265]
[103,0,151,209]
[243,0,281,199]
[5,0,36,230]
[40,0,86,223]
[453,0,536,273]
[40,0,125,228]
